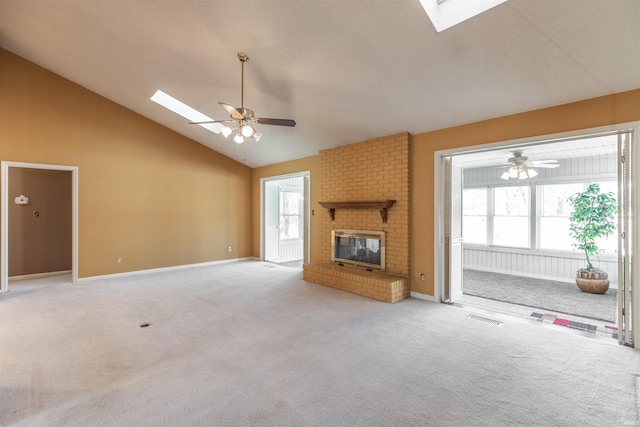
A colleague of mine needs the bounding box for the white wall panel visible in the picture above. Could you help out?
[463,247,618,287]
[464,155,617,185]
[279,239,304,262]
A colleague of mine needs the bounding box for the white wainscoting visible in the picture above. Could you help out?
[279,239,304,262]
[463,246,618,288]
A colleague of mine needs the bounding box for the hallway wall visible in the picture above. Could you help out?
[8,168,72,276]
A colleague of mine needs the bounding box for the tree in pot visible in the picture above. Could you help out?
[567,183,617,294]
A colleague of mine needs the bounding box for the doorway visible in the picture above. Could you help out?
[261,171,310,266]
[1,162,79,293]
[435,124,639,347]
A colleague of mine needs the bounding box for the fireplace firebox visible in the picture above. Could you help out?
[331,229,385,270]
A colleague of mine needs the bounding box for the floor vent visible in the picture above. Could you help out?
[468,315,502,326]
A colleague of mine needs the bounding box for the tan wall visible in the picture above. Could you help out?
[8,168,72,276]
[411,89,640,296]
[5,47,638,292]
[1,48,253,278]
[317,133,410,280]
[251,156,320,262]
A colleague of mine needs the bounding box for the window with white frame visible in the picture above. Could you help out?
[279,189,303,239]
[537,181,617,253]
[493,185,530,248]
[464,180,617,254]
[537,183,583,251]
[462,188,487,244]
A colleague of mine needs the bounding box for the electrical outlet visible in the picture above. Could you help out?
[116,257,122,264]
[228,246,232,253]
[420,273,426,281]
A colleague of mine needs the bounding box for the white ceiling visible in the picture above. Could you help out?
[453,132,620,169]
[1,0,639,168]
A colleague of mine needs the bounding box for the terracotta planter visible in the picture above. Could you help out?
[575,268,609,294]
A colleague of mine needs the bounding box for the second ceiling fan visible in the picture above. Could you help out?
[501,150,559,180]
[190,52,296,143]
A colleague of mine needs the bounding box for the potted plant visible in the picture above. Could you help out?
[567,183,617,294]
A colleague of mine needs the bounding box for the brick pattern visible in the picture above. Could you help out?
[310,132,411,302]
[303,263,410,303]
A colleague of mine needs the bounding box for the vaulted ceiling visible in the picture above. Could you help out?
[1,0,639,167]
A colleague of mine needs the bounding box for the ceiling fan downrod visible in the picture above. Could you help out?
[238,52,248,110]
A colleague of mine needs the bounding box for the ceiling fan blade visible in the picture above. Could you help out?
[189,119,234,125]
[530,160,558,164]
[219,102,243,119]
[532,164,560,168]
[256,117,296,127]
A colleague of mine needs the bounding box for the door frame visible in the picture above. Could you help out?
[1,161,79,293]
[434,122,640,348]
[260,171,310,263]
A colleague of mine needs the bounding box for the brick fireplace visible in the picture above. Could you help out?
[302,133,411,303]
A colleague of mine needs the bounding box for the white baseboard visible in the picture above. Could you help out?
[411,291,436,302]
[79,257,258,282]
[9,270,72,282]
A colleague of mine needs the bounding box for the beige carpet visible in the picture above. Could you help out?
[0,261,638,426]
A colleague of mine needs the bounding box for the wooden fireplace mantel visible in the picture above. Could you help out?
[318,200,396,223]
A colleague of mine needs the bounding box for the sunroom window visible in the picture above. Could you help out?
[464,180,617,254]
[537,183,583,251]
[493,186,529,248]
[462,188,487,244]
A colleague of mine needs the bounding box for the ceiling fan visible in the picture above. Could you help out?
[501,150,559,180]
[190,52,296,143]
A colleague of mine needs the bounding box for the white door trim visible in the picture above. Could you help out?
[434,122,640,349]
[1,161,79,292]
[260,171,310,264]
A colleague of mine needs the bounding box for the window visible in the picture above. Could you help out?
[538,183,583,251]
[279,190,303,239]
[464,180,618,254]
[463,188,487,244]
[538,181,617,253]
[493,186,529,248]
[593,181,618,254]
[463,185,530,248]
[418,0,508,32]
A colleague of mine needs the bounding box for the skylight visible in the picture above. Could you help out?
[150,90,227,135]
[419,0,507,32]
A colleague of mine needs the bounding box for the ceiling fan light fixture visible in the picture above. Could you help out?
[241,123,254,137]
[221,126,233,138]
[501,151,554,180]
[186,52,296,144]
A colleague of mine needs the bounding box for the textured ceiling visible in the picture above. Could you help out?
[1,0,639,167]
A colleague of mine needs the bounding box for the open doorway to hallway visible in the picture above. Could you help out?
[262,172,310,268]
[438,128,635,345]
[1,161,79,293]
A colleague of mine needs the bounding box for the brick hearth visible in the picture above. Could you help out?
[303,263,409,303]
